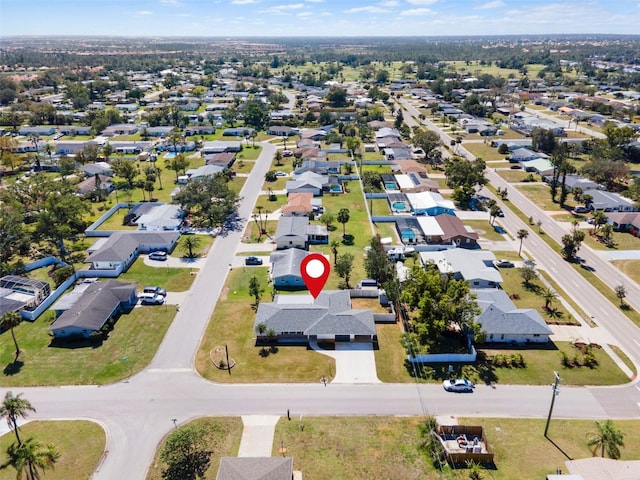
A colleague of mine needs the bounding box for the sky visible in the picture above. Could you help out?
[1,0,640,37]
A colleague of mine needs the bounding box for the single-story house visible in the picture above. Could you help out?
[135,203,183,231]
[58,125,91,136]
[286,171,329,197]
[406,192,456,216]
[76,174,114,196]
[299,129,327,141]
[384,147,413,161]
[145,126,175,137]
[270,248,310,289]
[49,280,137,338]
[509,147,548,163]
[417,214,479,248]
[584,189,638,212]
[184,164,225,181]
[85,231,179,274]
[101,124,140,136]
[109,141,152,155]
[202,141,242,154]
[419,248,503,288]
[253,290,376,344]
[216,457,294,480]
[606,212,640,232]
[296,138,320,149]
[81,162,114,177]
[474,288,552,344]
[520,158,555,176]
[18,125,56,136]
[375,127,402,140]
[223,127,255,137]
[295,160,342,175]
[267,125,298,137]
[56,140,96,156]
[205,152,236,168]
[184,126,216,136]
[281,192,313,217]
[274,216,309,250]
[115,103,139,112]
[543,174,602,191]
[307,224,329,244]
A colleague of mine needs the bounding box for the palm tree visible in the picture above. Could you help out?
[1,391,36,446]
[517,229,529,256]
[615,284,626,307]
[587,420,625,459]
[329,239,340,267]
[541,288,557,310]
[337,208,350,237]
[0,311,23,360]
[181,235,202,259]
[3,437,60,480]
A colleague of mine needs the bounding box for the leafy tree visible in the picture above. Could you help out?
[335,252,354,289]
[111,159,139,188]
[591,210,607,235]
[329,239,340,267]
[587,420,625,459]
[361,171,383,192]
[249,275,263,310]
[520,264,538,288]
[394,109,404,129]
[445,156,486,205]
[265,171,277,182]
[58,157,77,181]
[412,129,441,162]
[364,236,394,284]
[337,208,350,237]
[498,143,509,155]
[461,93,487,117]
[1,391,36,445]
[516,229,529,256]
[2,437,60,480]
[600,223,614,246]
[181,235,202,259]
[243,100,269,129]
[0,206,29,271]
[530,127,557,154]
[375,69,390,84]
[274,150,282,166]
[615,284,626,307]
[401,264,481,349]
[345,136,361,158]
[561,223,585,261]
[489,205,501,226]
[173,174,239,230]
[319,212,335,230]
[222,104,238,127]
[326,86,348,108]
[159,424,211,480]
[167,154,190,183]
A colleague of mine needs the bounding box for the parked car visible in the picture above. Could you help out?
[282,150,293,157]
[443,379,474,393]
[138,293,165,305]
[245,256,263,266]
[148,251,168,261]
[275,171,287,177]
[493,225,506,234]
[573,206,590,214]
[143,286,167,297]
[496,209,504,217]
[494,259,515,268]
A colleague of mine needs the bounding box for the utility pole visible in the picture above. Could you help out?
[544,371,561,437]
[225,344,231,375]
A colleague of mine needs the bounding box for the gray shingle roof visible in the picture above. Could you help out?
[254,290,375,337]
[275,216,309,240]
[86,231,179,263]
[270,248,308,280]
[473,288,552,336]
[216,457,293,480]
[49,280,136,332]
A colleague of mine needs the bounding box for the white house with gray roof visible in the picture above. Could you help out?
[419,248,502,288]
[49,280,137,338]
[274,216,309,250]
[254,290,376,345]
[269,248,311,289]
[584,189,638,212]
[473,288,552,344]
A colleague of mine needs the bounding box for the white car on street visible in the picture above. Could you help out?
[443,378,474,393]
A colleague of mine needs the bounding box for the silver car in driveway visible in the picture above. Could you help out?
[443,378,474,393]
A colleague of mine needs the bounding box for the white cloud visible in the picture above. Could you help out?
[400,7,432,15]
[305,0,324,2]
[405,0,438,5]
[477,0,506,8]
[159,0,181,5]
[297,11,313,16]
[346,5,391,13]
[262,3,305,14]
[135,10,153,15]
[231,0,257,4]
[379,0,400,6]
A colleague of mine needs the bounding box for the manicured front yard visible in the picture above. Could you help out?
[119,258,196,292]
[463,142,504,161]
[517,184,577,211]
[464,220,507,242]
[0,306,175,386]
[611,259,640,284]
[581,229,640,251]
[195,268,335,383]
[145,417,243,480]
[0,420,106,480]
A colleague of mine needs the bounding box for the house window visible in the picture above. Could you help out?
[473,281,479,286]
[489,334,493,340]
[533,334,540,337]
[501,334,504,340]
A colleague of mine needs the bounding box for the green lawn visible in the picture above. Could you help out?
[236,145,262,160]
[463,142,504,161]
[498,170,540,183]
[464,220,507,242]
[145,417,243,480]
[119,258,196,292]
[582,229,640,251]
[95,207,138,231]
[0,421,106,480]
[499,267,577,325]
[612,259,640,284]
[233,159,255,174]
[175,234,215,259]
[373,222,400,243]
[195,268,335,383]
[242,219,278,243]
[254,194,288,213]
[517,184,577,211]
[0,306,175,386]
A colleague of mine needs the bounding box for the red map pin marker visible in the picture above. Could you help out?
[300,253,330,299]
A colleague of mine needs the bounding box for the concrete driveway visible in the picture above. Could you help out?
[311,342,381,384]
[143,255,206,269]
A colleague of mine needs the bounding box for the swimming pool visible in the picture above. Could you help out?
[164,152,176,159]
[392,201,408,210]
[330,185,342,192]
[385,182,397,190]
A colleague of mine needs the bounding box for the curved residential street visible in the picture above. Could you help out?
[4,132,640,480]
